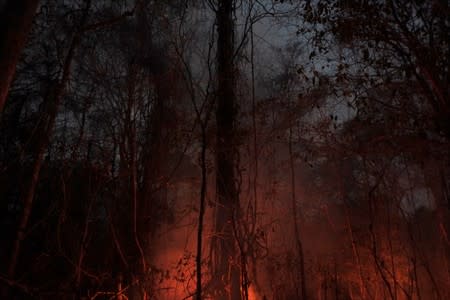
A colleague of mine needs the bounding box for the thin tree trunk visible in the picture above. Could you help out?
[288,126,307,300]
[130,122,147,299]
[213,0,241,299]
[249,17,261,298]
[0,0,40,112]
[196,125,207,300]
[125,64,147,299]
[76,192,94,288]
[344,205,369,299]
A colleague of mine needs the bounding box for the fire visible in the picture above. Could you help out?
[248,285,262,300]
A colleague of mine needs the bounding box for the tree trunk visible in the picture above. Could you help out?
[213,0,241,299]
[196,124,207,300]
[0,0,40,112]
[288,127,308,300]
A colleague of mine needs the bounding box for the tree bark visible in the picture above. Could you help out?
[0,0,40,112]
[288,127,308,300]
[196,125,207,300]
[213,0,241,299]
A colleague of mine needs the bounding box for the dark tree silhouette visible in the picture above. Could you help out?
[0,0,40,112]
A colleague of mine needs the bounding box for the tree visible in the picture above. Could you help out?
[0,0,40,112]
[212,0,241,299]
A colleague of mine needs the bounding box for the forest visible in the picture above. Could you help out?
[0,0,449,299]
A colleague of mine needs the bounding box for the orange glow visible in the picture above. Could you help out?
[248,285,262,300]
